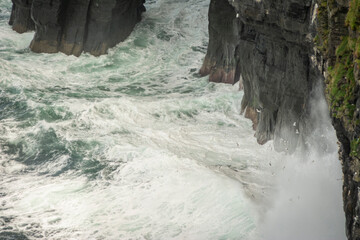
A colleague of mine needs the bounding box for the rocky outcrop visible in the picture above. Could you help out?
[201,0,360,239]
[9,0,35,33]
[9,0,146,56]
[199,0,240,85]
[202,0,321,153]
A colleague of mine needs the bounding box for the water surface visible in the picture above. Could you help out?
[0,0,345,239]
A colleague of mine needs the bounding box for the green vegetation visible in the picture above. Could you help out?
[316,0,360,164]
[346,0,360,31]
[317,0,360,131]
[328,36,357,126]
[351,138,360,158]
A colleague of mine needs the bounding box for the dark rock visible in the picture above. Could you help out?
[199,0,240,85]
[59,0,92,56]
[9,0,35,33]
[202,0,319,153]
[10,0,145,56]
[83,0,145,56]
[203,0,358,238]
[30,0,64,54]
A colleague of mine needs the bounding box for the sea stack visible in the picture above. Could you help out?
[9,0,146,56]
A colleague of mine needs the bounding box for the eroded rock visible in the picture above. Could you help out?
[202,0,319,153]
[9,0,146,56]
[9,0,34,33]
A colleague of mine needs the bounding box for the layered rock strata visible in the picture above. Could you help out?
[9,0,146,56]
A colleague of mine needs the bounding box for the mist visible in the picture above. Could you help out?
[260,82,346,240]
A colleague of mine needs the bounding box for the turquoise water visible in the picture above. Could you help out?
[0,0,345,239]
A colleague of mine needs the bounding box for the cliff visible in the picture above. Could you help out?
[9,0,145,56]
[201,0,321,153]
[317,0,360,239]
[200,0,360,239]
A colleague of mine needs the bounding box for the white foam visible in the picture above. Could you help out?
[0,0,345,239]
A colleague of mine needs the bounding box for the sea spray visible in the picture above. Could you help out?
[0,0,345,239]
[262,82,345,240]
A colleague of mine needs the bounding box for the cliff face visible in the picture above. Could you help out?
[9,0,145,56]
[201,0,360,239]
[201,0,321,153]
[317,0,360,239]
[9,0,34,33]
[199,0,240,85]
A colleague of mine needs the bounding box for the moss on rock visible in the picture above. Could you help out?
[317,0,360,133]
[316,0,360,238]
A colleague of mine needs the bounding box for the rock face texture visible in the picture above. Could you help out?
[202,0,321,153]
[201,0,360,239]
[317,0,360,239]
[9,0,35,33]
[9,0,146,56]
[199,0,240,85]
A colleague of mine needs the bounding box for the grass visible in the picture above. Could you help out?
[346,0,360,31]
[351,138,360,158]
[321,0,360,130]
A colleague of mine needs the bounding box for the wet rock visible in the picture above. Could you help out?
[317,1,360,238]
[206,0,359,238]
[199,0,240,85]
[202,0,319,153]
[9,0,35,33]
[203,1,359,237]
[10,0,146,56]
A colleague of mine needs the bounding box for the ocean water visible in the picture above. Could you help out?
[0,0,345,239]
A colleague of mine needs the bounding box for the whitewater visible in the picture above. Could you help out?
[0,0,346,239]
